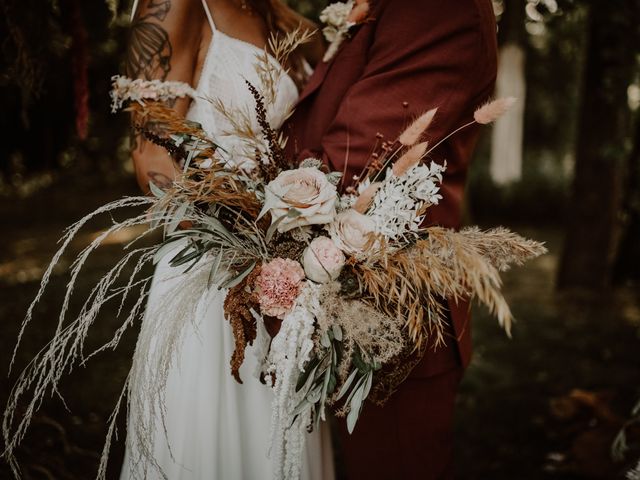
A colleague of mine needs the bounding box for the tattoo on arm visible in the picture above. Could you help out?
[146,0,170,20]
[148,170,174,190]
[126,0,173,80]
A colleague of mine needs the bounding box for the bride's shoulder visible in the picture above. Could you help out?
[127,0,207,81]
[131,0,206,45]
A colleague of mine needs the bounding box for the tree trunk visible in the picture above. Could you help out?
[557,1,639,290]
[490,0,526,185]
[490,43,526,184]
[612,111,640,283]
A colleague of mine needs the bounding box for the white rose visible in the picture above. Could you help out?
[260,167,337,233]
[303,236,346,284]
[328,209,379,255]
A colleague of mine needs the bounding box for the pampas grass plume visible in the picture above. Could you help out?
[392,142,428,177]
[474,97,517,125]
[353,182,382,213]
[398,108,437,146]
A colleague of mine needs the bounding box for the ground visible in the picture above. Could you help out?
[0,178,638,479]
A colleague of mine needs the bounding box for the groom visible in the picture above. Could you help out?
[285,0,497,478]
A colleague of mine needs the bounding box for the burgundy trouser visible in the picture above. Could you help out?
[337,367,464,480]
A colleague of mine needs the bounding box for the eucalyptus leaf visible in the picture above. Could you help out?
[321,365,332,398]
[148,180,166,199]
[307,385,322,404]
[169,244,197,265]
[352,350,368,373]
[362,371,373,399]
[292,399,313,419]
[296,356,321,392]
[170,246,204,269]
[154,240,182,264]
[347,382,366,434]
[332,324,343,342]
[265,215,288,244]
[219,261,256,289]
[327,372,337,395]
[166,202,189,235]
[335,369,359,401]
[183,139,200,172]
[343,374,366,407]
[207,248,224,287]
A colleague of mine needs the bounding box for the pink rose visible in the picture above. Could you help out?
[302,236,346,284]
[255,258,305,319]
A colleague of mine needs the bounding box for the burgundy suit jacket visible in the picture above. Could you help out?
[285,0,497,376]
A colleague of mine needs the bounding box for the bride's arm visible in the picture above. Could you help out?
[126,0,204,193]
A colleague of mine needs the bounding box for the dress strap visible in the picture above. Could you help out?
[200,0,218,33]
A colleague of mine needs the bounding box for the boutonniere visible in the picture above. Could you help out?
[319,0,370,62]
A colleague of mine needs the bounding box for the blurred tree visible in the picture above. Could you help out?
[490,0,527,185]
[557,0,640,289]
[285,0,327,19]
[467,2,587,225]
[613,108,640,283]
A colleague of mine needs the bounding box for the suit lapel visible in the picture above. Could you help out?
[295,56,335,107]
[295,7,376,107]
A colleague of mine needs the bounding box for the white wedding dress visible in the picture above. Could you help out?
[119,2,334,479]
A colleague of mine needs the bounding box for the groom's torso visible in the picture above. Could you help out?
[285,0,498,376]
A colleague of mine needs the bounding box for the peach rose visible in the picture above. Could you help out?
[260,167,337,233]
[328,209,378,255]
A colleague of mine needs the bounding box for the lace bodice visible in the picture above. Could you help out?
[187,1,298,171]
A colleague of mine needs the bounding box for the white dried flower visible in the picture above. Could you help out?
[266,285,320,480]
[368,161,446,241]
[320,1,355,36]
[109,75,196,113]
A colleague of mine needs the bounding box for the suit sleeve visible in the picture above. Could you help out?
[310,0,497,190]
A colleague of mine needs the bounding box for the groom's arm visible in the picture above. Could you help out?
[310,0,497,225]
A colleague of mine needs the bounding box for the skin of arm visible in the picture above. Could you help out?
[127,0,205,193]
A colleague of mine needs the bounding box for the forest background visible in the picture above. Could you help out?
[1,0,639,478]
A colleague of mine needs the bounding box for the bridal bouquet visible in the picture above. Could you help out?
[3,33,545,480]
[121,91,545,478]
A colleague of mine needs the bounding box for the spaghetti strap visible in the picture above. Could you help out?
[200,0,218,33]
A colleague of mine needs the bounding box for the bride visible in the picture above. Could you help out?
[120,0,332,479]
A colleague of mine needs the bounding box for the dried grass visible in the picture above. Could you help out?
[127,101,263,218]
[358,227,547,347]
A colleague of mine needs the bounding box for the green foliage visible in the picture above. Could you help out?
[285,0,329,20]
